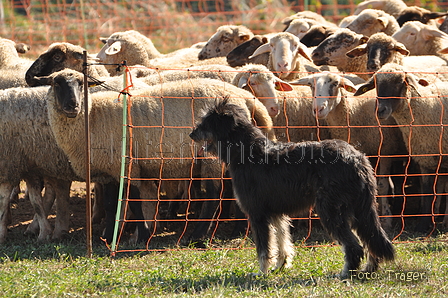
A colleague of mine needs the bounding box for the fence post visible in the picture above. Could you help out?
[83,51,93,258]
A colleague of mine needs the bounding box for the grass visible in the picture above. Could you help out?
[0,233,447,297]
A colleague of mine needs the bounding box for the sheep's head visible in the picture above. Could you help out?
[233,64,293,117]
[354,63,428,120]
[346,9,393,37]
[392,21,448,56]
[198,25,253,60]
[39,69,97,118]
[311,29,368,67]
[345,32,409,72]
[249,32,312,80]
[226,35,267,67]
[25,42,86,87]
[289,72,357,119]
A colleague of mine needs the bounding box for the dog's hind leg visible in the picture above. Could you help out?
[271,214,295,271]
[318,207,364,279]
[249,214,275,274]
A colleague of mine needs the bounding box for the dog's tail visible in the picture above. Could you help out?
[355,169,395,262]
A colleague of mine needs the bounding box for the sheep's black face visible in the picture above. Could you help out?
[53,72,83,118]
[375,75,407,120]
[26,47,67,87]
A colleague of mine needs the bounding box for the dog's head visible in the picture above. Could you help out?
[189,97,250,155]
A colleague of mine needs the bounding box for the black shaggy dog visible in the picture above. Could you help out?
[189,98,395,279]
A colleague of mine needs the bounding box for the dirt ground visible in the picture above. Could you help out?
[6,179,447,252]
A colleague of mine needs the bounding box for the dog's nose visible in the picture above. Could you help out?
[189,131,195,140]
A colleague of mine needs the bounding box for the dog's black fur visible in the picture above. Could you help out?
[189,98,395,279]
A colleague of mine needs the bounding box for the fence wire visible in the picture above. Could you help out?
[105,65,448,255]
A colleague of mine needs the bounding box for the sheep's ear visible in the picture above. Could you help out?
[353,80,375,96]
[439,46,448,54]
[394,42,410,56]
[424,12,448,23]
[298,44,312,62]
[420,27,448,41]
[340,78,357,93]
[105,41,122,55]
[377,17,389,29]
[288,76,313,86]
[405,74,424,97]
[238,32,252,42]
[359,36,369,45]
[249,43,271,58]
[87,79,105,87]
[274,78,293,91]
[346,44,367,58]
[33,76,53,86]
[237,76,248,88]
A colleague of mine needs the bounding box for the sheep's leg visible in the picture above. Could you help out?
[26,179,55,236]
[0,182,14,244]
[417,172,437,232]
[376,158,394,232]
[271,214,295,272]
[52,179,72,240]
[24,176,52,242]
[435,176,448,228]
[92,183,105,224]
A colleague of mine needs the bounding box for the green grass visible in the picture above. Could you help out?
[1,235,447,297]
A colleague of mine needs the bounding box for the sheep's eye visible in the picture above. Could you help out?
[221,36,231,42]
[53,53,63,62]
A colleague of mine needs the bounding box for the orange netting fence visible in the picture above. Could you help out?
[1,0,446,58]
[103,65,448,255]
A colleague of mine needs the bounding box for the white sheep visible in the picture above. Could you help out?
[249,32,317,81]
[281,11,333,30]
[198,25,254,60]
[290,71,408,230]
[137,64,238,86]
[96,30,204,76]
[392,21,448,59]
[0,38,34,89]
[354,62,448,230]
[40,70,275,236]
[0,85,80,243]
[353,0,408,18]
[346,9,400,37]
[25,42,109,87]
[284,18,326,40]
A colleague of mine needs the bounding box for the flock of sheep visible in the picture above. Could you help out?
[2,0,448,246]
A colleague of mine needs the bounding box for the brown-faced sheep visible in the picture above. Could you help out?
[25,42,109,87]
[197,25,253,60]
[346,9,400,37]
[226,35,270,68]
[354,62,448,231]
